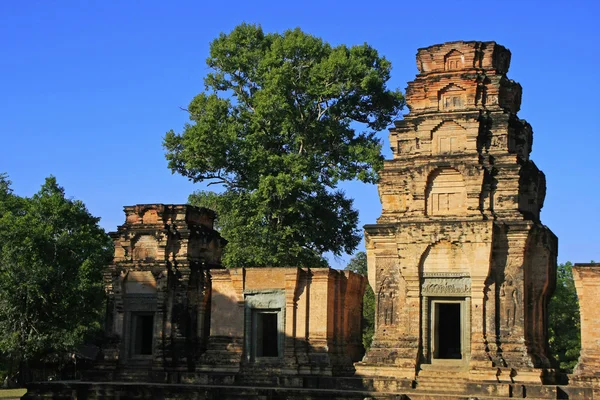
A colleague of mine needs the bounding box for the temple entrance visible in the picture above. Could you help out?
[425,298,468,363]
[244,291,285,362]
[131,313,154,357]
[255,311,279,358]
[434,302,461,359]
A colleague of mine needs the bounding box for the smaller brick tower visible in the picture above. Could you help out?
[356,41,557,385]
[98,204,226,380]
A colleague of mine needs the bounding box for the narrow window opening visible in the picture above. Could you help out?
[434,303,461,359]
[256,312,279,357]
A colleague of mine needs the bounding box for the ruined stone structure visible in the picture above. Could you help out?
[96,204,226,379]
[26,42,600,400]
[197,267,365,377]
[355,41,559,384]
[91,203,365,383]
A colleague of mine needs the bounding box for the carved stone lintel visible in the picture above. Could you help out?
[421,277,471,296]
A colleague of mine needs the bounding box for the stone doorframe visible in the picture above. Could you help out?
[243,289,286,363]
[421,273,471,366]
[123,294,158,363]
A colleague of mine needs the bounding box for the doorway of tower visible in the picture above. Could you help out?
[255,311,279,357]
[251,310,280,359]
[432,300,463,360]
[130,313,154,358]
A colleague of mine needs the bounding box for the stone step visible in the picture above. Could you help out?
[114,369,151,382]
[180,372,407,392]
[414,378,471,393]
[23,381,402,400]
[23,380,598,400]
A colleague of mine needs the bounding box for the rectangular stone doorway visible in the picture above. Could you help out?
[427,298,469,364]
[131,313,154,357]
[255,311,279,358]
[244,290,285,362]
[434,302,461,359]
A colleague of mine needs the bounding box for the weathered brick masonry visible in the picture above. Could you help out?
[355,41,559,386]
[24,41,600,400]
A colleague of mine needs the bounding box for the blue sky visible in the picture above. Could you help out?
[1,0,598,267]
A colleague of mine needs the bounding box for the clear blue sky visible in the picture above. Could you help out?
[1,0,598,267]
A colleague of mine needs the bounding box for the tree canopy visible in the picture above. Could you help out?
[165,23,404,267]
[0,174,112,365]
[345,251,375,350]
[548,261,581,371]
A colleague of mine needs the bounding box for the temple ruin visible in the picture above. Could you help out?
[24,41,600,399]
[355,41,559,386]
[97,204,225,378]
[91,203,365,383]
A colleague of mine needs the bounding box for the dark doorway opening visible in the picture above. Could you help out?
[435,303,461,359]
[256,312,278,357]
[133,314,154,356]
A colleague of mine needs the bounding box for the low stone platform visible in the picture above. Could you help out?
[23,375,596,399]
[24,381,383,400]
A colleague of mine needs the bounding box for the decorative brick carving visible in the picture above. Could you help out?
[356,41,558,385]
[97,204,226,378]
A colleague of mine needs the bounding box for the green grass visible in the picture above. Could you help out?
[0,389,26,399]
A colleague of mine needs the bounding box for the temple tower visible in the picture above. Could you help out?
[356,41,557,383]
[99,204,226,380]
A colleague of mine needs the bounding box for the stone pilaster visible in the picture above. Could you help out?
[573,264,600,381]
[283,268,300,374]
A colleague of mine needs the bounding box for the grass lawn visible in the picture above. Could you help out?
[0,389,26,399]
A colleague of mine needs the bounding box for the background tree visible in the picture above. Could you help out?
[166,23,404,267]
[0,174,112,377]
[345,251,375,350]
[548,261,581,371]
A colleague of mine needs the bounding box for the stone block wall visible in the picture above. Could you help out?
[573,263,600,381]
[199,267,366,376]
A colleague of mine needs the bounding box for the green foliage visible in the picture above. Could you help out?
[0,389,26,398]
[0,175,113,364]
[345,251,375,350]
[166,23,404,267]
[345,251,368,275]
[548,261,581,371]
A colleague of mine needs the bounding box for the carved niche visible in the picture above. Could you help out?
[425,168,468,216]
[377,277,396,327]
[500,274,520,328]
[444,49,464,71]
[431,121,468,155]
[438,84,466,111]
[132,235,158,261]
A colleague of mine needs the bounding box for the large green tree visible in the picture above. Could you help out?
[548,261,581,371]
[0,174,112,368]
[345,251,375,350]
[165,24,404,267]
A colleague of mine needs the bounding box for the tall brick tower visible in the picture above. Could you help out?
[99,204,226,380]
[356,41,557,384]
